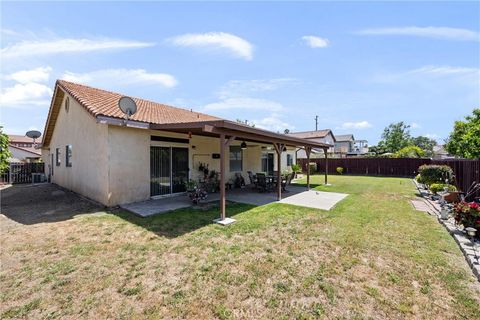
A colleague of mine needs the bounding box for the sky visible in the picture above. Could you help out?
[1,1,479,145]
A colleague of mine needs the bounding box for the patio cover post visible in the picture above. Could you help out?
[305,146,312,190]
[219,133,236,222]
[324,147,328,185]
[220,133,226,220]
[273,143,285,201]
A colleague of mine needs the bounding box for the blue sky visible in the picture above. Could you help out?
[1,1,479,144]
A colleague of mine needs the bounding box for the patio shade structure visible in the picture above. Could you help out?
[151,120,331,224]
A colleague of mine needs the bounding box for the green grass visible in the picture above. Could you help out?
[1,175,479,319]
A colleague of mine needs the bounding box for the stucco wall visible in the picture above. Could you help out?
[43,96,300,206]
[42,93,109,204]
[107,126,150,206]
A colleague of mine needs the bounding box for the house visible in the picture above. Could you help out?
[433,145,454,159]
[288,130,335,159]
[8,134,42,162]
[334,134,369,157]
[40,80,329,219]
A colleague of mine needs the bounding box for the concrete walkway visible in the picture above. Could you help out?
[121,185,348,217]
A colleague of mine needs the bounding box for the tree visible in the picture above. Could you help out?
[394,146,425,158]
[284,128,290,134]
[377,122,411,153]
[411,136,437,157]
[445,109,480,159]
[0,126,11,173]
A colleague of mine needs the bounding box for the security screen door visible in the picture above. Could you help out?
[150,146,188,197]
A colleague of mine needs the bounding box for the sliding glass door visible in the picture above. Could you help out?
[172,147,189,194]
[150,146,188,197]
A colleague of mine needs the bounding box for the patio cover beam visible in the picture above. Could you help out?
[151,120,330,149]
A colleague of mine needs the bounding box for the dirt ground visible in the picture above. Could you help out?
[0,184,102,229]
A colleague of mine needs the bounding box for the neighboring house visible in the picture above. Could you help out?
[40,80,329,207]
[433,145,454,159]
[8,134,42,162]
[288,130,335,159]
[334,134,369,157]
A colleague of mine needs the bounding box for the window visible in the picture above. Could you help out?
[287,154,293,166]
[229,146,243,172]
[65,97,70,113]
[65,145,72,167]
[55,148,60,166]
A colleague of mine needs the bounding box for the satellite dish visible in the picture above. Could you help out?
[26,130,41,146]
[118,96,137,120]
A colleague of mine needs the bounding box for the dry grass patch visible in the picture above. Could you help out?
[1,176,479,319]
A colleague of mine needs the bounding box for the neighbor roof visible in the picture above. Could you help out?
[8,144,41,157]
[335,134,354,142]
[8,134,40,144]
[288,129,334,139]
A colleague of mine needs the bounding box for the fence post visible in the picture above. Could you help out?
[9,163,12,184]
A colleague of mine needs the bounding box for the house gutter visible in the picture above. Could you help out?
[96,115,150,129]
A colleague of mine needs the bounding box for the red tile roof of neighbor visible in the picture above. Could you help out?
[57,80,221,124]
[8,134,41,144]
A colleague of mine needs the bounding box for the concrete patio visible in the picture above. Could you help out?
[120,185,348,217]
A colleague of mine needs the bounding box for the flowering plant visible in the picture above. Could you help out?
[453,201,480,234]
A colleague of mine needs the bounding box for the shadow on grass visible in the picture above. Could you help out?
[291,182,322,189]
[112,202,257,238]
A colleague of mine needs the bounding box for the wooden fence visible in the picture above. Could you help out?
[298,157,480,198]
[0,162,45,184]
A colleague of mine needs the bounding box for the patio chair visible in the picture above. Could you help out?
[256,173,272,192]
[247,171,257,188]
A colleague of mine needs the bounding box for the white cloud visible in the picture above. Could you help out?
[1,67,53,107]
[341,121,372,129]
[218,78,299,99]
[355,26,479,41]
[254,114,294,132]
[424,133,440,139]
[410,122,421,129]
[0,82,52,106]
[406,65,480,76]
[62,69,178,88]
[203,97,284,112]
[5,66,52,84]
[372,65,480,84]
[1,38,154,58]
[302,35,329,48]
[168,32,253,60]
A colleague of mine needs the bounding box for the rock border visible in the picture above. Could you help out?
[413,180,480,282]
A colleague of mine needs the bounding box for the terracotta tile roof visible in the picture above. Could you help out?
[8,134,40,144]
[288,129,332,139]
[57,80,221,124]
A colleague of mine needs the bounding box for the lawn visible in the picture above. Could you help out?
[1,176,479,319]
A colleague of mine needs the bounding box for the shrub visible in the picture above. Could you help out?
[453,201,480,232]
[417,164,454,186]
[309,163,317,174]
[394,145,425,158]
[291,164,301,173]
[429,183,457,194]
[415,174,425,184]
[336,167,344,175]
